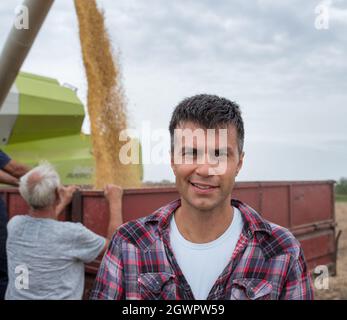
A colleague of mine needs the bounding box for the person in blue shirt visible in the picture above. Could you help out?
[0,150,30,299]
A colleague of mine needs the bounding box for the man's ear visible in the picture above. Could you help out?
[236,151,245,175]
[55,187,61,204]
[170,151,176,175]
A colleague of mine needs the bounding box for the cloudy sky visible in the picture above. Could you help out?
[0,0,346,182]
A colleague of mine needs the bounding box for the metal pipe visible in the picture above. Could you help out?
[0,0,54,110]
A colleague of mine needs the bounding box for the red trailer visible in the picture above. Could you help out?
[0,180,337,298]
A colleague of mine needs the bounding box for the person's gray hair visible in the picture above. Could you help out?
[19,162,60,210]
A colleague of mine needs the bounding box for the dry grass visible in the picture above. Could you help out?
[314,202,347,300]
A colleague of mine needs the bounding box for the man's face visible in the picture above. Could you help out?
[171,121,244,212]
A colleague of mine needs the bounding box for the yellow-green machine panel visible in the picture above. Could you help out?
[0,72,95,185]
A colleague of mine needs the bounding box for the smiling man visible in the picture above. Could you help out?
[91,94,314,300]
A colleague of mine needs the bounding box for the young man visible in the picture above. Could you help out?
[90,94,314,300]
[0,150,30,299]
[5,162,123,300]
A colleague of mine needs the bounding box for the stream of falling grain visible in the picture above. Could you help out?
[74,0,141,188]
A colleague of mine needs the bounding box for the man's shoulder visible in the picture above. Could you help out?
[235,200,302,259]
[111,199,178,251]
[261,221,302,259]
[115,214,160,250]
[7,214,26,228]
[8,215,84,235]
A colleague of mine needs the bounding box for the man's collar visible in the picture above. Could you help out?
[144,198,181,231]
[144,198,273,238]
[231,199,272,237]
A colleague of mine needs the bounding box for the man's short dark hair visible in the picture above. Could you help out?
[169,94,245,154]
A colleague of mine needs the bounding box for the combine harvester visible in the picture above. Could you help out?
[0,0,340,298]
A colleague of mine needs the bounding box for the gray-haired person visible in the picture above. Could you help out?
[5,162,123,300]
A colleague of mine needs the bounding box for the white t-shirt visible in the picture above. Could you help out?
[169,207,244,300]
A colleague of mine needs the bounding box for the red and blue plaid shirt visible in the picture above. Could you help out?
[90,198,314,300]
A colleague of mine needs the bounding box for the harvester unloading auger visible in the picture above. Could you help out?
[0,0,54,110]
[0,0,142,187]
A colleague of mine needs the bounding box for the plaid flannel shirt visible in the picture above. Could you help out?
[90,198,314,300]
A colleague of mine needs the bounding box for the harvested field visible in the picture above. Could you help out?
[314,202,347,300]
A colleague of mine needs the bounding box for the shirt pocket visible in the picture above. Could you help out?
[138,272,177,300]
[230,278,273,300]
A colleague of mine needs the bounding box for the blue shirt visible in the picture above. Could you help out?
[0,149,11,299]
[0,150,11,170]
